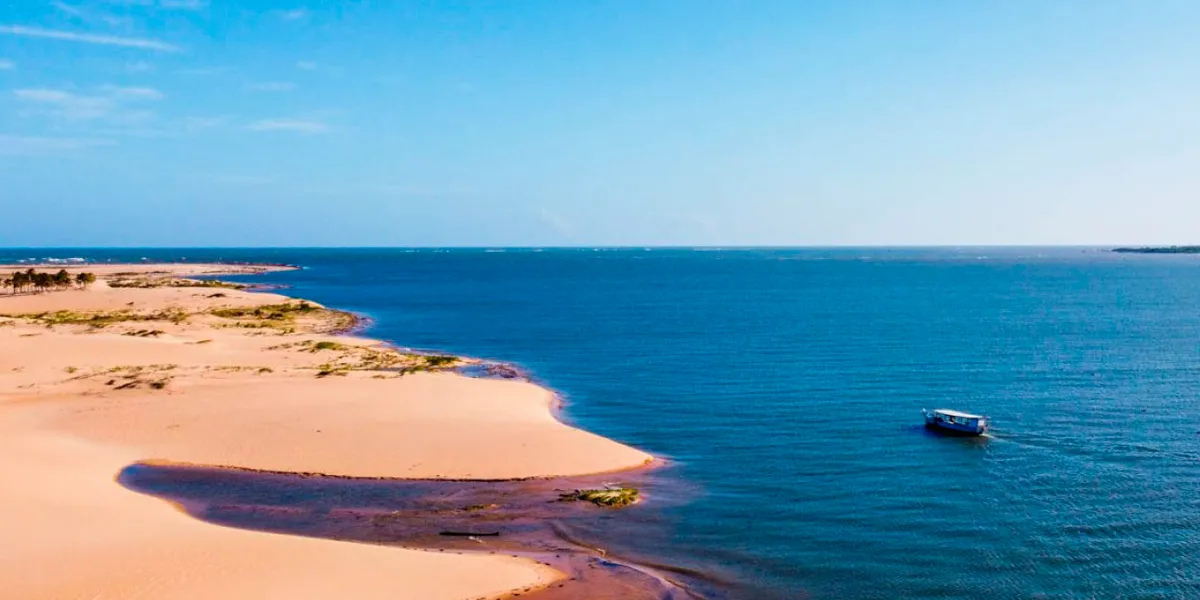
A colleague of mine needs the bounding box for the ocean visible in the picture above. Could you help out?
[6,247,1200,599]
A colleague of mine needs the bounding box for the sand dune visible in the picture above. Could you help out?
[0,264,652,600]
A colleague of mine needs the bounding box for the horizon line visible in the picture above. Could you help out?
[0,244,1158,250]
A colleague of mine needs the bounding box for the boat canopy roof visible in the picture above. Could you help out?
[932,409,984,419]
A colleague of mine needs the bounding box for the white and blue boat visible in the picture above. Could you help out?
[923,409,988,436]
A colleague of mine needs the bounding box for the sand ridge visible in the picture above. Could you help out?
[0,263,652,600]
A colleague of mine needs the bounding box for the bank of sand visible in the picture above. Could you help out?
[0,264,653,600]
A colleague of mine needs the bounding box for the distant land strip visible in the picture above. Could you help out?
[1112,246,1200,254]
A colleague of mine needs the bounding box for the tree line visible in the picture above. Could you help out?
[2,268,97,294]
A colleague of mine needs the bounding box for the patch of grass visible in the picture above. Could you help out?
[209,302,333,332]
[101,365,175,390]
[182,279,246,289]
[558,487,639,508]
[302,346,463,378]
[257,367,274,374]
[109,277,247,290]
[315,363,350,378]
[393,354,461,375]
[422,354,459,368]
[124,329,165,338]
[5,309,189,328]
[64,366,78,374]
[211,301,317,320]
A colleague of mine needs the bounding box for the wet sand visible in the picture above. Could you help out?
[119,461,726,600]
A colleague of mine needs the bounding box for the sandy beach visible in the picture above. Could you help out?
[0,264,652,600]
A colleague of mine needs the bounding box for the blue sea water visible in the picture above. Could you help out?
[6,247,1200,599]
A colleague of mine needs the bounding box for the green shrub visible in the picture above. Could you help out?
[558,487,639,508]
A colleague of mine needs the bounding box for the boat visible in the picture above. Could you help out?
[923,408,988,436]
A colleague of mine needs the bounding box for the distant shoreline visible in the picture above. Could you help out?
[1112,246,1200,254]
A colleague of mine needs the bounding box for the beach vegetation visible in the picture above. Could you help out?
[422,354,459,368]
[311,340,348,352]
[208,301,356,334]
[302,347,464,378]
[124,329,166,338]
[3,268,96,294]
[210,301,318,320]
[315,363,350,377]
[109,276,246,290]
[558,487,640,508]
[96,364,177,390]
[2,308,188,328]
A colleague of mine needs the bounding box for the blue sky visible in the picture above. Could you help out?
[2,0,1199,246]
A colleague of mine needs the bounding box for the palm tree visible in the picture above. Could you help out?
[33,272,52,294]
[76,272,96,289]
[54,269,72,290]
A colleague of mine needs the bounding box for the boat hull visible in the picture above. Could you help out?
[924,421,987,436]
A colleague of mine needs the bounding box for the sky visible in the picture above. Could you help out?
[1,0,1199,247]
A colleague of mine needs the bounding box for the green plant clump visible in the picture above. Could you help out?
[422,354,459,368]
[6,309,188,328]
[558,487,639,508]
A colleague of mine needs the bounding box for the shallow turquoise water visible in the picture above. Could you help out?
[8,247,1200,598]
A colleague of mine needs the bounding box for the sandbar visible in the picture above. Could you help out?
[0,263,652,600]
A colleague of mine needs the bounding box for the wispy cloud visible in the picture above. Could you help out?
[15,89,111,120]
[126,61,154,73]
[0,134,109,156]
[52,1,87,19]
[15,85,163,122]
[0,25,180,52]
[246,81,295,92]
[100,85,165,100]
[0,59,14,70]
[277,8,308,21]
[55,2,134,27]
[247,119,330,133]
[296,60,317,71]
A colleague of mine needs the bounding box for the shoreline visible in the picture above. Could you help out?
[0,262,657,600]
